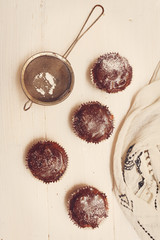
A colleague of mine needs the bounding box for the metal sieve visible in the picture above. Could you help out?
[21,5,104,111]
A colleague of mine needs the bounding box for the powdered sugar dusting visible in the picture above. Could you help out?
[78,194,106,218]
[69,186,108,228]
[73,102,114,143]
[102,57,122,73]
[26,141,68,183]
[33,72,56,97]
[83,109,109,138]
[91,53,132,93]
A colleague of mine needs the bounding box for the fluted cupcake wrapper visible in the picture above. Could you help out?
[26,140,68,183]
[72,101,114,144]
[67,185,109,229]
[90,52,132,94]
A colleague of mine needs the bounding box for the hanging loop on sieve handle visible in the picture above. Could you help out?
[24,100,33,111]
[63,4,104,58]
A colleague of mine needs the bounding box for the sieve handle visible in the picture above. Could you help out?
[24,100,33,111]
[63,4,104,58]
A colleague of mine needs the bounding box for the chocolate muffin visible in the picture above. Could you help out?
[91,52,132,93]
[26,140,68,183]
[72,101,114,143]
[68,186,108,228]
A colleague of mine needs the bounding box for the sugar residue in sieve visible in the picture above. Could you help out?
[33,72,57,97]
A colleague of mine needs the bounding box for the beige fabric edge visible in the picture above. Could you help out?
[113,62,160,240]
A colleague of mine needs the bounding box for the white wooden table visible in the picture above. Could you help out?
[0,0,160,239]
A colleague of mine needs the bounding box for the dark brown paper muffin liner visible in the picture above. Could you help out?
[90,52,132,93]
[72,101,114,143]
[67,185,109,229]
[26,140,68,183]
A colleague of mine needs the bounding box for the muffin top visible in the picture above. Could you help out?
[91,52,132,93]
[68,186,108,228]
[72,101,114,143]
[26,140,68,183]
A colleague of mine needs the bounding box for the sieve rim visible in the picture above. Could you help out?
[21,51,75,106]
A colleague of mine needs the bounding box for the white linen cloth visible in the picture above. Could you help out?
[113,62,160,240]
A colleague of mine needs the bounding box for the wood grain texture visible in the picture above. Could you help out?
[0,0,160,239]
